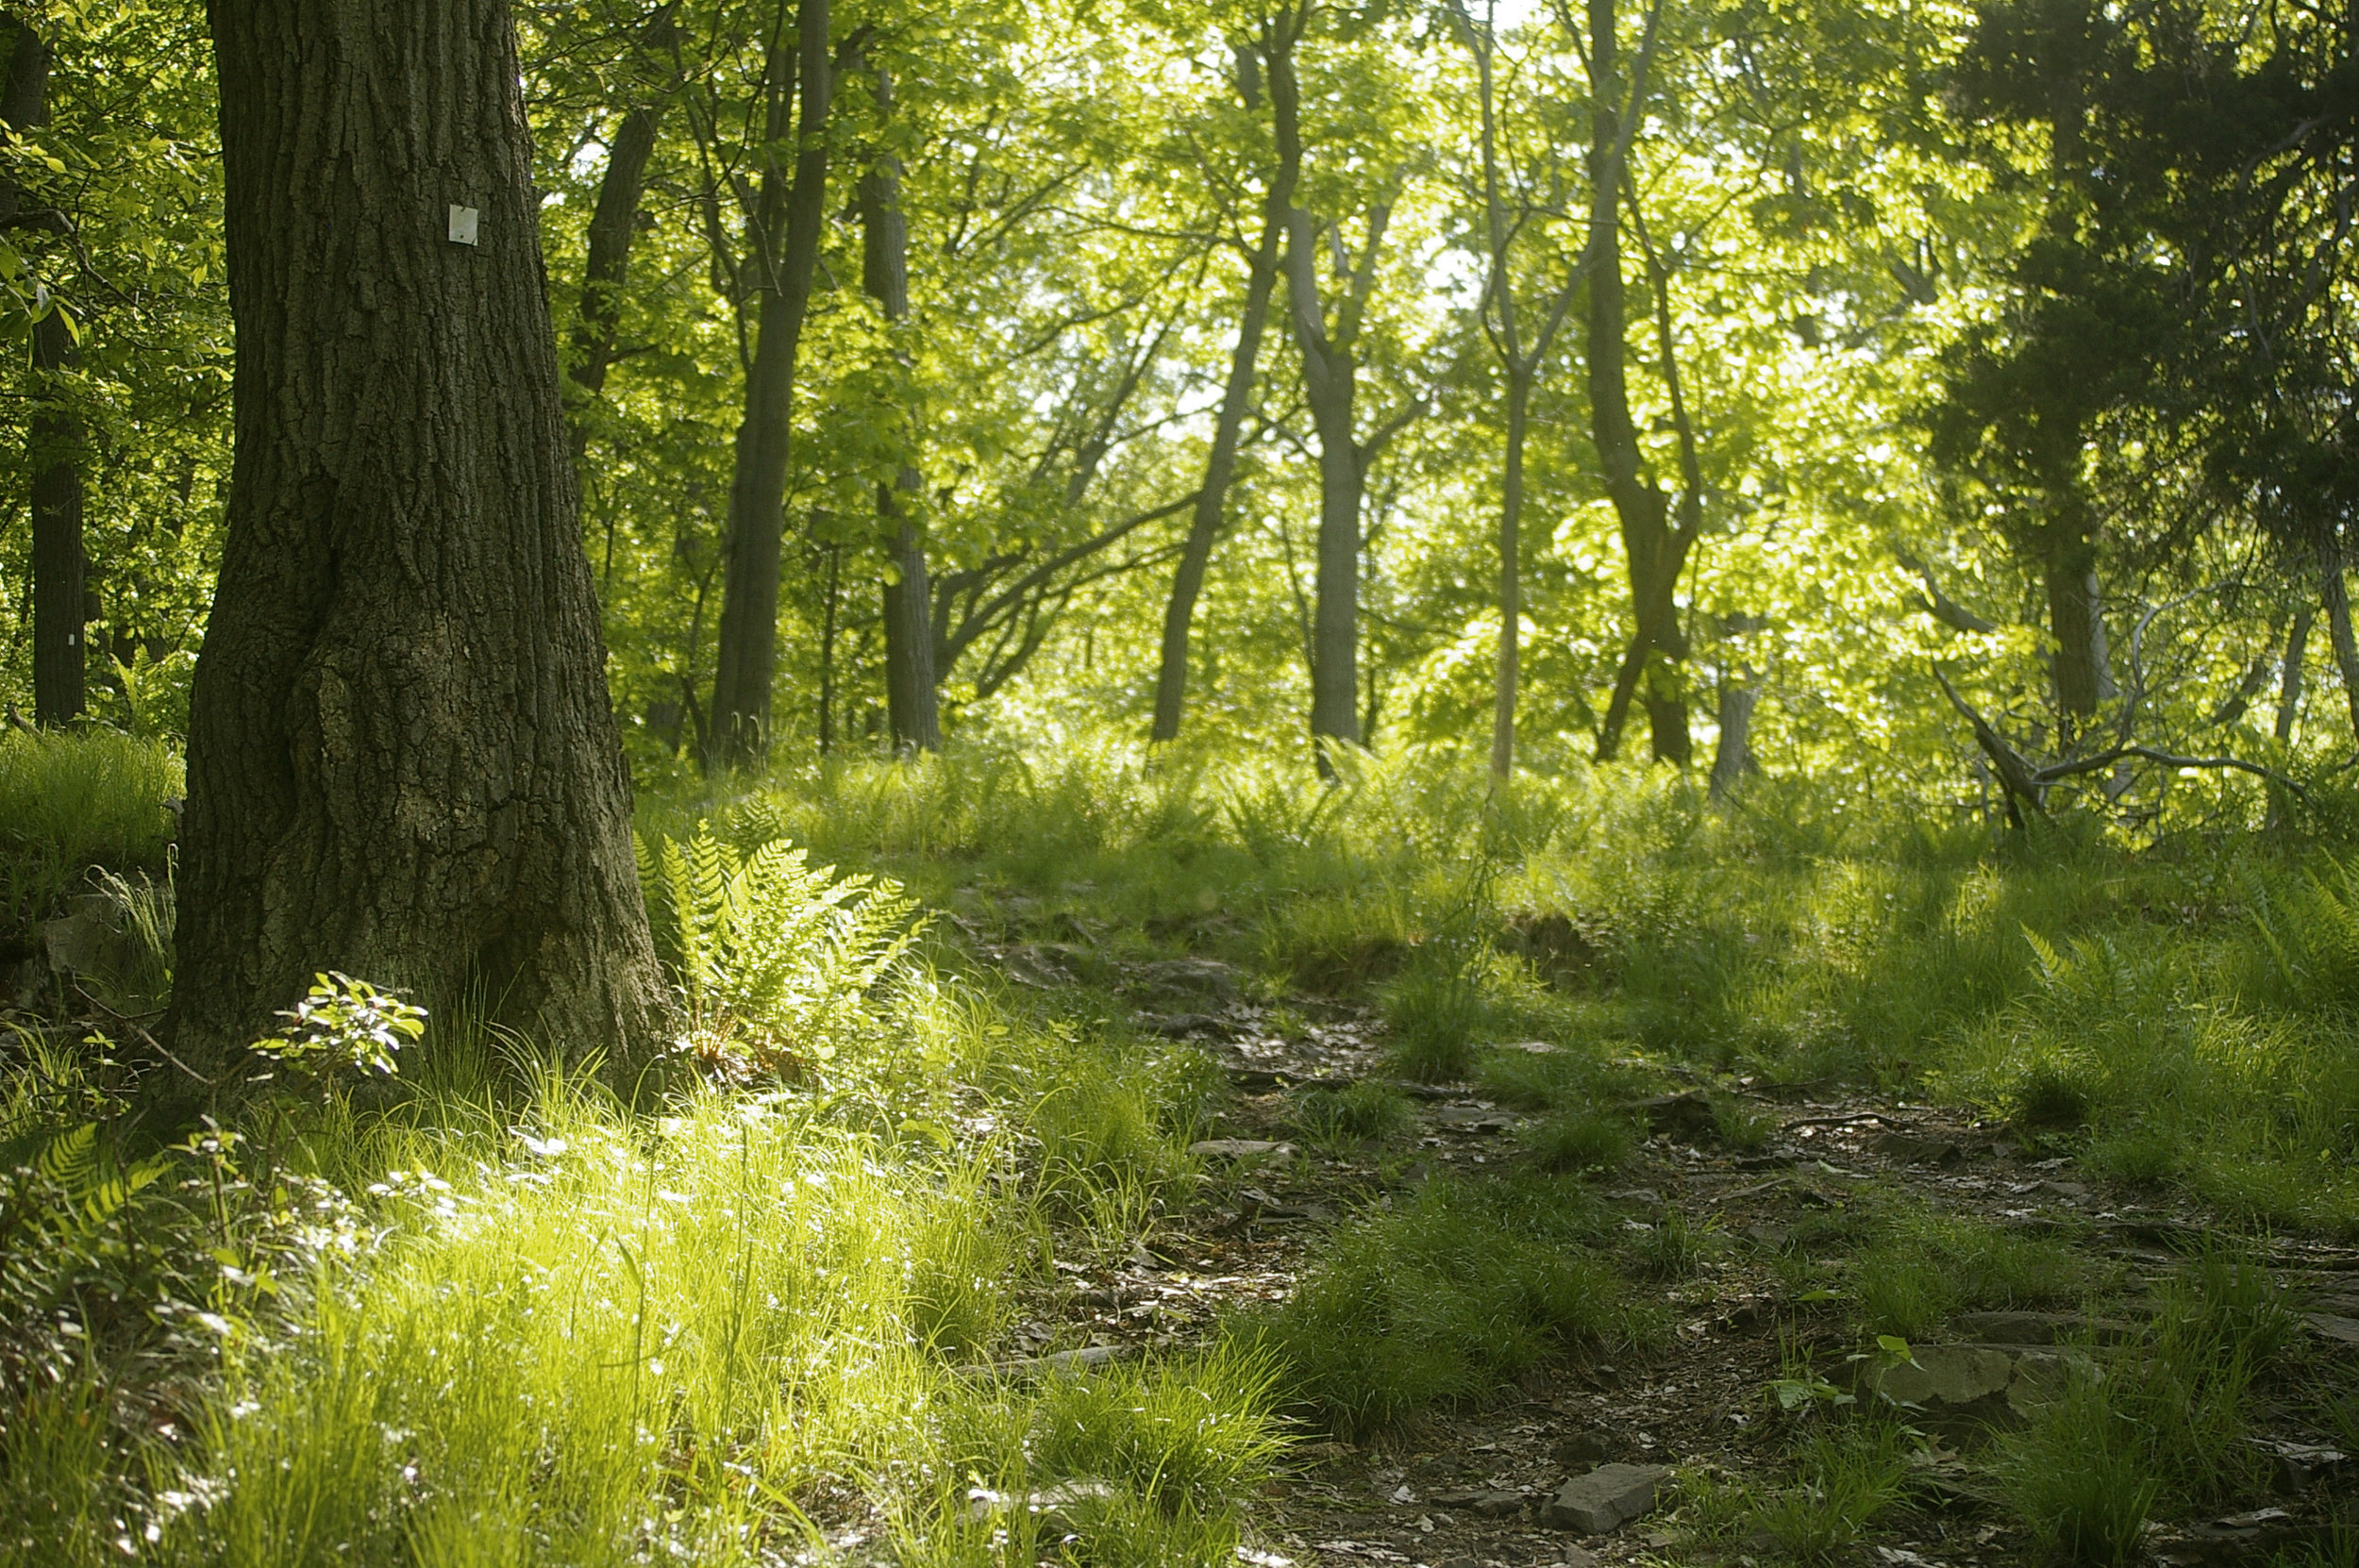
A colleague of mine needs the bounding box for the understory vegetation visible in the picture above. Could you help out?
[5,728,2358,1565]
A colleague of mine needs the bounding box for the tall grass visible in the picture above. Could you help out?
[0,730,180,946]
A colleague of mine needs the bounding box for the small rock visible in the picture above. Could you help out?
[1131,957,1241,1004]
[1190,1139,1296,1160]
[1436,1105,1517,1132]
[1874,1130,1965,1166]
[1560,1551,1599,1568]
[2250,1438,2348,1495]
[1145,1012,1230,1039]
[964,1477,1118,1525]
[1499,1041,1564,1054]
[1469,1491,1525,1517]
[1855,1343,2083,1419]
[1550,1432,1611,1469]
[1545,1462,1670,1533]
[1630,1093,1715,1141]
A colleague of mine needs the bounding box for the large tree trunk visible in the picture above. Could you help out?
[862,69,940,754]
[1150,21,1301,743]
[707,0,831,769]
[2,23,83,727]
[179,0,668,1078]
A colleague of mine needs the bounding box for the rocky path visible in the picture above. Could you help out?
[980,944,2359,1568]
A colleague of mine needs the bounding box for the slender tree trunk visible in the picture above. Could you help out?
[1709,676,1757,801]
[29,302,84,727]
[1151,20,1301,743]
[2044,518,2111,730]
[1584,0,1687,763]
[2316,528,2359,744]
[1491,367,1529,777]
[179,0,668,1077]
[861,68,939,754]
[707,0,831,770]
[569,5,680,474]
[817,541,840,752]
[2275,603,2312,742]
[2,22,81,727]
[1284,203,1369,763]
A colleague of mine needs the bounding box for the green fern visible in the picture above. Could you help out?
[637,827,924,1080]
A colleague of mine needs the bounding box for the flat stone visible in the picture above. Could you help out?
[1857,1343,2089,1420]
[985,1344,1133,1378]
[1629,1093,1715,1140]
[2306,1312,2359,1346]
[1951,1309,2129,1344]
[1144,1012,1229,1039]
[1470,1491,1526,1517]
[1189,1139,1295,1160]
[1874,1130,1966,1166]
[1436,1105,1516,1132]
[965,1477,1117,1526]
[1545,1462,1670,1533]
[1130,957,1241,1002]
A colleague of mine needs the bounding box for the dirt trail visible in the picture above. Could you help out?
[996,952,2359,1568]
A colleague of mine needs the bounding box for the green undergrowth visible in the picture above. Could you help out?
[1234,1172,1636,1439]
[0,730,179,960]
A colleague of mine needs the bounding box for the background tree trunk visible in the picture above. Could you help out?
[1491,367,1528,777]
[2315,527,2359,745]
[1583,0,1689,764]
[1151,18,1300,743]
[707,0,831,769]
[178,0,668,1077]
[2043,516,2112,730]
[1709,678,1756,799]
[1284,199,1376,763]
[29,302,84,728]
[862,67,940,754]
[2275,603,2312,742]
[2,22,83,728]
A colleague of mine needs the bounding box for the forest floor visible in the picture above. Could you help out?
[8,734,2359,1568]
[947,921,2359,1568]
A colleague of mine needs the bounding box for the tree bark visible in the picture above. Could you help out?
[1284,197,1384,765]
[1583,0,1688,764]
[2316,528,2359,745]
[1,22,83,728]
[861,66,939,754]
[179,0,668,1078]
[1150,16,1301,743]
[571,108,659,409]
[2274,603,2312,742]
[707,0,832,769]
[29,307,85,727]
[1492,366,1529,777]
[1708,676,1757,801]
[2043,516,2112,730]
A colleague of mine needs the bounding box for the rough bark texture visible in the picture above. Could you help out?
[708,0,831,768]
[862,70,940,754]
[180,0,668,1077]
[1151,19,1300,743]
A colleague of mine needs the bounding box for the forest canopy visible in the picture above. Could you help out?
[1,0,2351,819]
